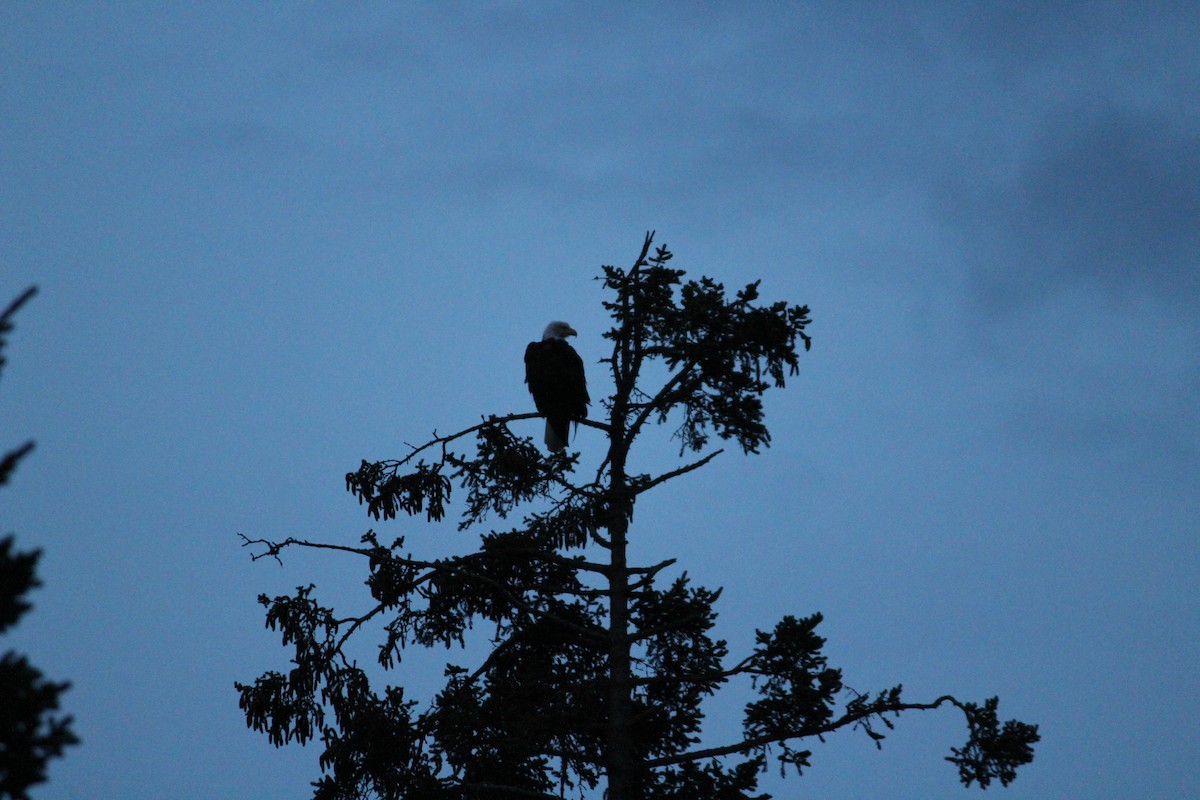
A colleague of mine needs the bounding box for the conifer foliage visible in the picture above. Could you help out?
[1,287,78,800]
[238,234,1037,799]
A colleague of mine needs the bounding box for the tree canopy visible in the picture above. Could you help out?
[238,234,1037,799]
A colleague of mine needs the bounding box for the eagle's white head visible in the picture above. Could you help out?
[542,321,578,341]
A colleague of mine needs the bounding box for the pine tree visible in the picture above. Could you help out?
[238,234,1037,799]
[1,287,79,800]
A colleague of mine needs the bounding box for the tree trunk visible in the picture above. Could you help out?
[606,505,632,799]
[605,383,635,799]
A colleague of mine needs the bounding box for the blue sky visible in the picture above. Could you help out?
[2,3,1197,798]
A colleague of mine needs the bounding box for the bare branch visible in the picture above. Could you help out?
[626,358,699,444]
[238,533,373,563]
[333,603,386,659]
[645,695,962,769]
[415,413,613,465]
[635,450,724,497]
[628,558,677,577]
[0,440,35,487]
[395,412,541,468]
[0,285,38,332]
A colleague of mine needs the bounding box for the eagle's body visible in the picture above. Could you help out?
[525,321,589,451]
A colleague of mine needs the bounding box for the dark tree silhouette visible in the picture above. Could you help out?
[238,234,1037,799]
[0,287,78,800]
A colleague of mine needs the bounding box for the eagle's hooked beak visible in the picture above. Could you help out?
[564,326,578,337]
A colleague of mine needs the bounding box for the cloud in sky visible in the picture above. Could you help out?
[934,98,1200,459]
[953,105,1200,310]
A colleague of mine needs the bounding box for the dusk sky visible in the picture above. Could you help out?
[2,3,1197,798]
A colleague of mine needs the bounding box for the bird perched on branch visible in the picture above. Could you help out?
[525,321,589,451]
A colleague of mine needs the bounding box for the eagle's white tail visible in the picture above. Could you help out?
[545,420,566,452]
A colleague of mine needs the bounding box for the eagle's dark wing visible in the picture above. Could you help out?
[526,339,588,449]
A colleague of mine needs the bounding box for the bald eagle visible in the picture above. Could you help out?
[525,321,589,452]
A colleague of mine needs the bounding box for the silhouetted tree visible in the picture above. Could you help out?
[238,234,1037,799]
[0,287,78,800]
